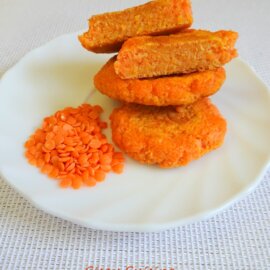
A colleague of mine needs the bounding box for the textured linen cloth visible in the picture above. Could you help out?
[0,0,270,269]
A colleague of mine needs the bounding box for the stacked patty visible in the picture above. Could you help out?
[79,0,193,53]
[80,0,238,168]
[94,56,226,106]
[110,99,227,168]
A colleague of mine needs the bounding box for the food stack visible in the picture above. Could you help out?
[79,0,238,168]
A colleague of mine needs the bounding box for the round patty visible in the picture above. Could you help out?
[94,56,226,106]
[110,98,227,168]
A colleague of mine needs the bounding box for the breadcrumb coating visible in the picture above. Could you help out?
[94,56,226,106]
[110,98,227,168]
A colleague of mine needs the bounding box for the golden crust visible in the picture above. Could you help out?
[79,0,193,53]
[94,56,226,106]
[110,98,227,168]
[115,29,238,79]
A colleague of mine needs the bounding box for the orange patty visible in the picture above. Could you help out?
[79,0,192,53]
[115,29,238,79]
[94,56,226,106]
[110,98,227,168]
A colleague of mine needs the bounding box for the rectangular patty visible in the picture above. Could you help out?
[114,30,238,79]
[79,0,193,53]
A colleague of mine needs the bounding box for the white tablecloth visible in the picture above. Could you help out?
[0,0,270,269]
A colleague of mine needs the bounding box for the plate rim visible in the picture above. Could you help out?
[1,161,270,232]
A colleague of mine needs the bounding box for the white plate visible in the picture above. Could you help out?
[0,32,270,232]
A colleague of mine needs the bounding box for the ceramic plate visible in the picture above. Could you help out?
[0,32,270,232]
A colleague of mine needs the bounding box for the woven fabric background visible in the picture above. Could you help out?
[0,0,270,269]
